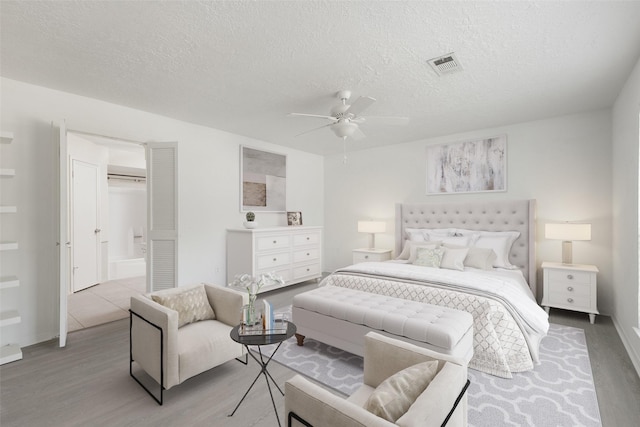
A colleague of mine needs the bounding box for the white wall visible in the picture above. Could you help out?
[108,185,146,260]
[324,110,613,307]
[0,77,324,347]
[612,56,640,374]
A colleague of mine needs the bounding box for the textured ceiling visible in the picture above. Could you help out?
[2,1,640,155]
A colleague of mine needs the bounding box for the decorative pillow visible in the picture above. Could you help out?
[151,284,215,328]
[364,361,439,422]
[407,242,442,263]
[440,247,469,271]
[444,243,497,270]
[464,246,498,270]
[473,231,520,269]
[412,247,444,268]
[397,241,440,261]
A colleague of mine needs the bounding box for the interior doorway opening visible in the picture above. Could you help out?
[66,131,147,332]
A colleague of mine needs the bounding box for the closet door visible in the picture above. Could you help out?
[146,142,178,292]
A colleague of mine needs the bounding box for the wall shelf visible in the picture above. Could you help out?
[0,310,21,327]
[0,131,14,143]
[0,241,18,251]
[0,344,22,365]
[0,276,20,290]
[0,130,21,365]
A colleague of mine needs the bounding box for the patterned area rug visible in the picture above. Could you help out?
[256,322,602,427]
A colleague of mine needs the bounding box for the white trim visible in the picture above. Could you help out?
[611,315,640,380]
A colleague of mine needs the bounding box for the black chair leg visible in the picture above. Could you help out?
[129,310,164,405]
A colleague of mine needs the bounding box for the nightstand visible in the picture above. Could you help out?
[541,261,599,324]
[352,248,392,264]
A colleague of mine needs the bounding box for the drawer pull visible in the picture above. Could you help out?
[567,286,574,292]
[273,258,277,262]
[567,298,574,303]
[306,268,310,272]
[273,240,277,244]
[306,237,310,240]
[364,255,369,259]
[306,252,310,256]
[567,274,574,280]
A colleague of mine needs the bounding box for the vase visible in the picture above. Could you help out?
[243,294,259,326]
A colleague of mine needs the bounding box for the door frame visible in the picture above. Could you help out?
[58,128,178,346]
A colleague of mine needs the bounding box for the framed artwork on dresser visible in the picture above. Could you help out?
[426,135,507,194]
[240,146,287,212]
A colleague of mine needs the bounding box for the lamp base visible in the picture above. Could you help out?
[561,241,573,264]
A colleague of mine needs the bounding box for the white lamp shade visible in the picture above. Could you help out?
[545,223,591,241]
[358,221,386,234]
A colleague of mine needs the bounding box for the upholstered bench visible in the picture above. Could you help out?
[292,285,474,363]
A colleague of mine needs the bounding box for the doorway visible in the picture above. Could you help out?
[66,132,147,332]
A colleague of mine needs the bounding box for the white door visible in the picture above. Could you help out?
[58,122,69,347]
[146,142,179,292]
[71,159,100,292]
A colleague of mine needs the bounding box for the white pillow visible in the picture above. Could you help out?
[440,247,469,271]
[407,242,441,263]
[443,243,497,270]
[423,228,456,240]
[404,228,428,242]
[473,231,520,269]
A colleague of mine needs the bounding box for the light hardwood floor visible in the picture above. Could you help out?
[1,281,639,427]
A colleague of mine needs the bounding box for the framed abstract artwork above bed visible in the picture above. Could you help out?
[426,135,507,194]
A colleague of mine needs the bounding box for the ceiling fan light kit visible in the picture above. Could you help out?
[289,89,409,142]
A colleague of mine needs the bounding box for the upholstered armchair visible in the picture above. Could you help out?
[130,283,246,404]
[285,332,470,427]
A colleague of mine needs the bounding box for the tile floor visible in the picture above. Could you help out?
[67,276,146,332]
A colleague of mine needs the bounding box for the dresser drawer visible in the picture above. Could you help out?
[547,292,591,309]
[293,232,321,247]
[293,263,320,280]
[549,281,590,298]
[548,269,593,285]
[293,248,319,263]
[256,251,291,270]
[256,234,291,252]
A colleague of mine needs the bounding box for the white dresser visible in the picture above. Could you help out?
[541,261,599,324]
[226,226,322,293]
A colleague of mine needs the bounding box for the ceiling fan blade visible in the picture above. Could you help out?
[351,126,366,140]
[288,113,336,120]
[361,116,410,126]
[294,123,333,137]
[345,96,376,116]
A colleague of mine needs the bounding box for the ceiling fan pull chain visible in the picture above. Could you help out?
[343,136,348,164]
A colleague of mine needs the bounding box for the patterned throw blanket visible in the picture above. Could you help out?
[321,262,549,378]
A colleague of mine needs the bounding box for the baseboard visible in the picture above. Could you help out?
[611,315,640,379]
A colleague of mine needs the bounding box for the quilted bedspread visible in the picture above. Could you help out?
[321,262,549,378]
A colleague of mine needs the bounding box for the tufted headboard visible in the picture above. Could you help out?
[395,199,537,294]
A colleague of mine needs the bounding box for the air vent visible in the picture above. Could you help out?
[427,53,463,76]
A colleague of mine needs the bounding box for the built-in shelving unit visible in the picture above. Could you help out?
[0,130,22,365]
[0,276,20,290]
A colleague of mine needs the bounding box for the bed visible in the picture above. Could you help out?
[320,199,549,378]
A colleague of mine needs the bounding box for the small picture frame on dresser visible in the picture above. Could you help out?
[287,211,302,226]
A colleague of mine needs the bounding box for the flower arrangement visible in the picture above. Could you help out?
[230,272,284,325]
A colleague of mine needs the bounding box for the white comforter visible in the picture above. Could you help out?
[322,262,550,378]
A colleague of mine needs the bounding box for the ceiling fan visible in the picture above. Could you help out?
[288,90,409,141]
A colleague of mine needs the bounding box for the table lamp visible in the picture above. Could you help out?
[545,223,591,264]
[358,221,386,249]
